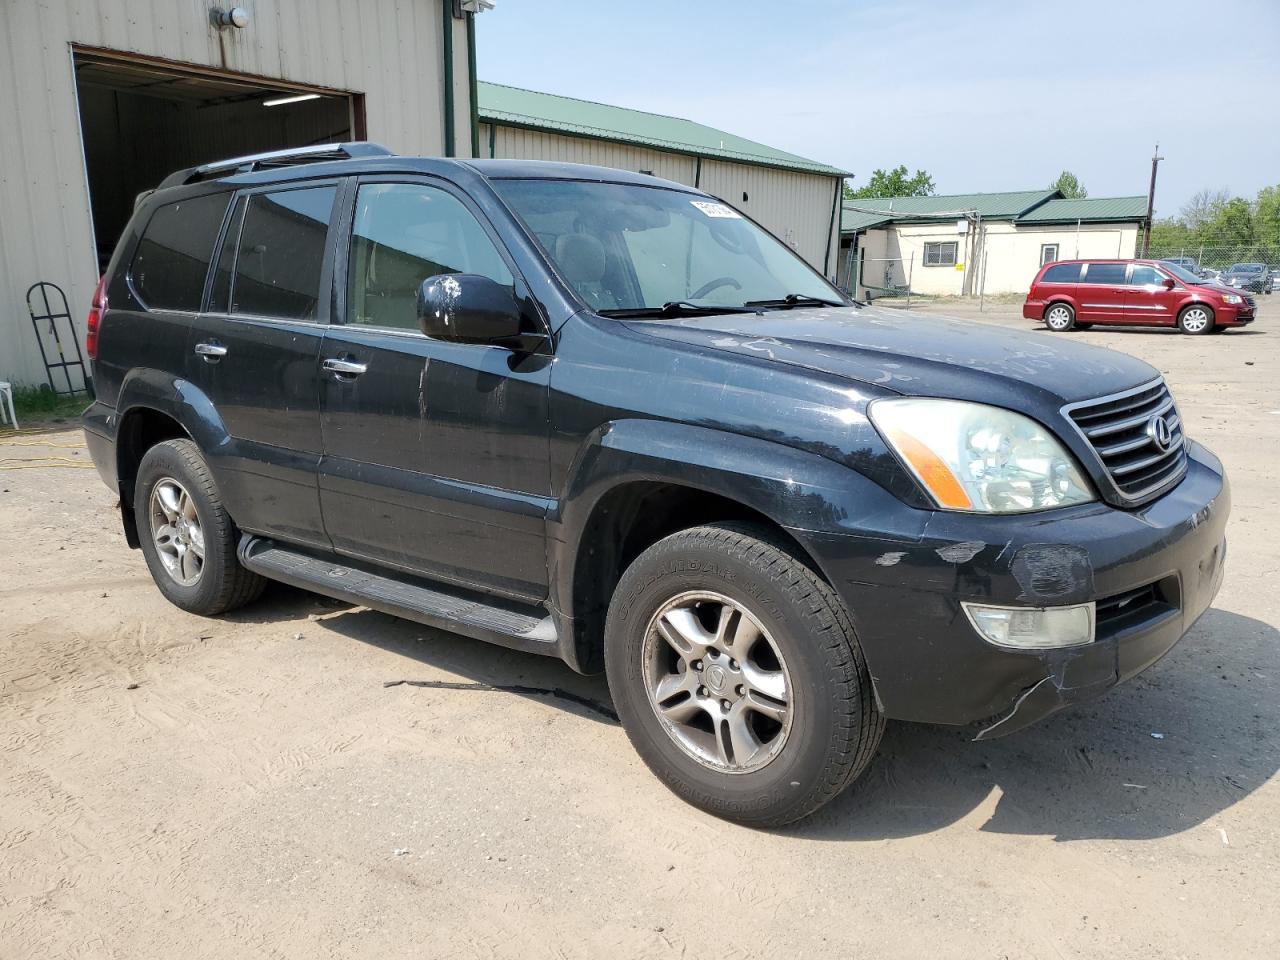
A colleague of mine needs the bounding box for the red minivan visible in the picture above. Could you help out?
[1023,258,1257,334]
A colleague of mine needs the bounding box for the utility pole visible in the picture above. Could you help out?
[1141,142,1163,257]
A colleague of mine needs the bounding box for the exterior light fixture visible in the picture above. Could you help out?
[213,6,250,28]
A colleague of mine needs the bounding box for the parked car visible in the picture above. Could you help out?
[83,144,1231,826]
[1160,256,1199,275]
[1271,269,1280,294]
[1221,262,1272,294]
[1024,258,1256,334]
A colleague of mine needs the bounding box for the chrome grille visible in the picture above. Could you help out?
[1064,378,1187,503]
[1243,295,1257,312]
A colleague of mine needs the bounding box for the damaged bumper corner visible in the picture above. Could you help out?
[797,441,1230,733]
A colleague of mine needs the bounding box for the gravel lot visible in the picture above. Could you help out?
[2,300,1277,959]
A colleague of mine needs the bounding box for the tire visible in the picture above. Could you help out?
[604,522,884,826]
[1177,303,1214,335]
[1043,302,1075,332]
[134,438,265,616]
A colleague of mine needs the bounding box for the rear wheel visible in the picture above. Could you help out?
[1177,304,1214,335]
[1044,302,1075,332]
[135,439,265,616]
[604,522,883,826]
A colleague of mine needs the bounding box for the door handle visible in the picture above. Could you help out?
[322,357,368,377]
[194,341,228,360]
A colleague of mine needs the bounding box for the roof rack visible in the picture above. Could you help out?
[158,142,395,189]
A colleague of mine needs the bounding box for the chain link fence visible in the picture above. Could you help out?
[1146,241,1280,275]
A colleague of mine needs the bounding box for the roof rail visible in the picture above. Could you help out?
[158,142,395,189]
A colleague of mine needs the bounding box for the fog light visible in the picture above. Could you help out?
[962,601,1095,649]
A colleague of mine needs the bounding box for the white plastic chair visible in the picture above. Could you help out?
[0,381,16,430]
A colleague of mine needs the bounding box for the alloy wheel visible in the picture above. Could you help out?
[1045,305,1072,330]
[1182,307,1210,333]
[641,591,793,774]
[148,477,205,586]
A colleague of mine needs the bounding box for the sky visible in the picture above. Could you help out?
[476,0,1280,218]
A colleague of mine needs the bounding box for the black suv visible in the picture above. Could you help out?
[83,143,1230,825]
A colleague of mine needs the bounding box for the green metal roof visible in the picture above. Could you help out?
[843,190,1055,227]
[840,208,895,232]
[477,81,849,177]
[1016,196,1148,224]
[841,190,1148,234]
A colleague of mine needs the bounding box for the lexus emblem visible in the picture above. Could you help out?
[1147,415,1173,452]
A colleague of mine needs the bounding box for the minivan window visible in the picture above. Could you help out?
[231,186,336,320]
[1041,263,1079,283]
[1081,262,1127,285]
[346,183,513,331]
[1128,265,1165,286]
[492,179,839,313]
[129,192,230,311]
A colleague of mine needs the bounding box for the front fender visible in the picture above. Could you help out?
[548,419,930,629]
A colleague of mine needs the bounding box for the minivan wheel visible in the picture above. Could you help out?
[604,522,884,826]
[135,439,265,616]
[1178,304,1214,335]
[1044,303,1075,331]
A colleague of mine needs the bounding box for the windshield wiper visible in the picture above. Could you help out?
[598,301,763,319]
[743,293,846,309]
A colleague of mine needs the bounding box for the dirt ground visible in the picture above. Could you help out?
[2,300,1277,960]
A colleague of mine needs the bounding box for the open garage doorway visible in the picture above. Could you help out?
[72,50,363,270]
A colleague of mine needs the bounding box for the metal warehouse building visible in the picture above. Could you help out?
[478,82,848,277]
[0,0,482,388]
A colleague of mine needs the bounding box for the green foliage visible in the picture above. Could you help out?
[844,166,935,200]
[9,384,91,424]
[1049,171,1088,199]
[1152,183,1279,251]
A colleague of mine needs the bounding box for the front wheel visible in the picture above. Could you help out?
[1044,302,1075,332]
[1178,304,1214,335]
[604,523,884,826]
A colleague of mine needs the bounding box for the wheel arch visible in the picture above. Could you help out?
[549,419,894,673]
[113,370,232,546]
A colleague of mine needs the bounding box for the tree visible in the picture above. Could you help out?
[844,165,935,200]
[1049,170,1088,199]
[1179,188,1230,232]
[1203,197,1255,244]
[1254,185,1280,247]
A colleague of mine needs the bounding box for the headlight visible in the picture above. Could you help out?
[1222,294,1242,304]
[870,398,1095,513]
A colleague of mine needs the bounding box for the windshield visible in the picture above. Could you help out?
[1162,262,1203,284]
[1228,263,1264,274]
[492,179,843,314]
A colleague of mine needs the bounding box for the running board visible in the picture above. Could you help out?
[238,536,558,655]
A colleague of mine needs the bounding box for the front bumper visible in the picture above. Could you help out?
[803,441,1229,735]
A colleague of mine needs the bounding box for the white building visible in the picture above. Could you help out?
[838,192,1147,299]
[478,82,848,277]
[0,0,480,388]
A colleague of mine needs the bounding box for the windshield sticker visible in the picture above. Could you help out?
[690,200,742,219]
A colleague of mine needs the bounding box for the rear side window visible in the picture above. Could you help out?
[129,193,230,311]
[1081,263,1127,284]
[232,186,336,320]
[1041,263,1079,283]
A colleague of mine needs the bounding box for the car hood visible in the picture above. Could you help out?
[629,304,1158,406]
[1196,281,1248,296]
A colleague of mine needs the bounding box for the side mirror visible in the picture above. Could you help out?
[416,274,542,350]
[1162,278,1176,290]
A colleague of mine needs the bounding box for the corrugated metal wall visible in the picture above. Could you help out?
[481,123,841,277]
[0,0,472,386]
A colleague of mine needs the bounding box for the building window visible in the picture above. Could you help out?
[1040,243,1059,266]
[923,241,957,267]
